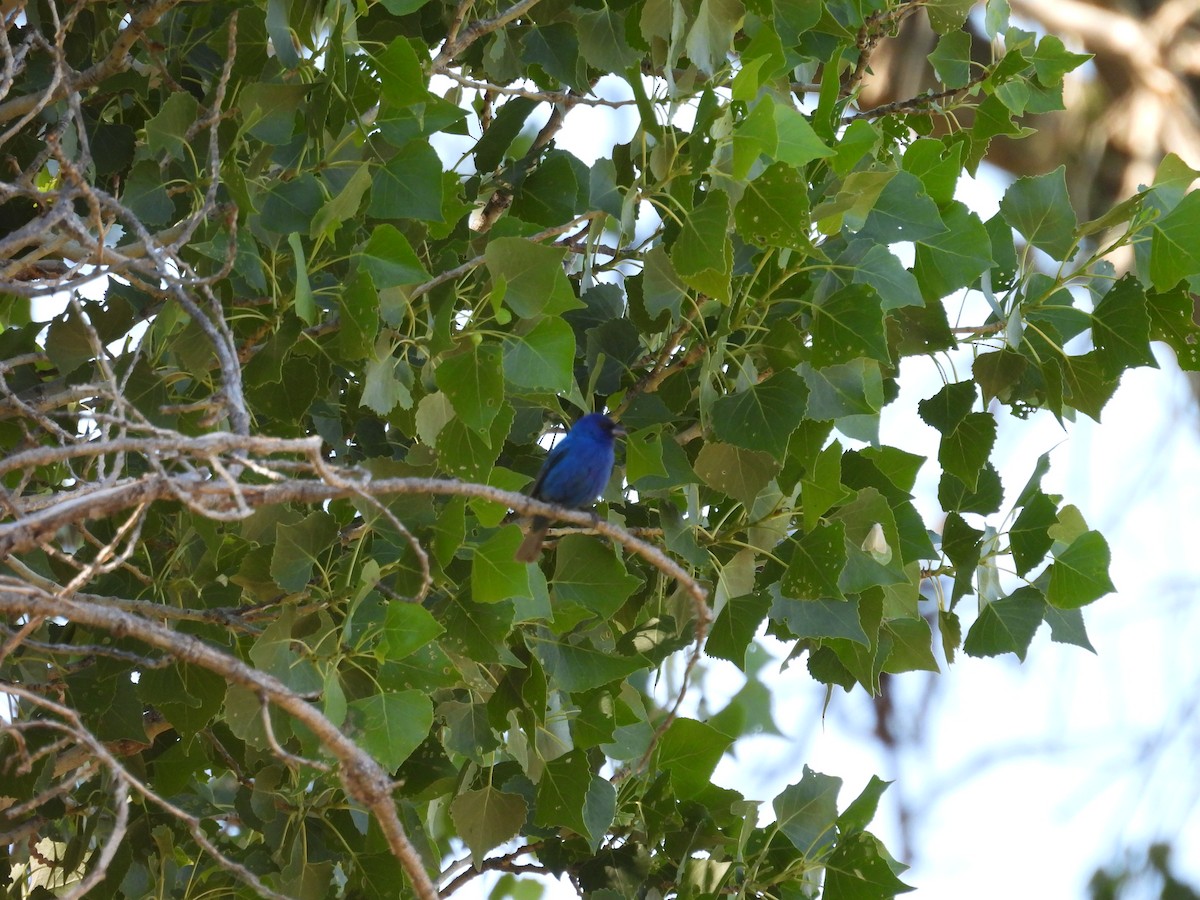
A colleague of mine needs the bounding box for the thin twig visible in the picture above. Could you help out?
[846,71,988,121]
[0,0,182,126]
[439,69,637,108]
[412,211,605,300]
[433,0,544,70]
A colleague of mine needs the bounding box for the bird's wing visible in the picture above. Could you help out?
[528,433,574,500]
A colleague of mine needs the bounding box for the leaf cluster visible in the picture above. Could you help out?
[0,0,1196,898]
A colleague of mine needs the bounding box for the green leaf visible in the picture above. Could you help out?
[782,523,847,601]
[973,348,1030,404]
[811,284,891,368]
[939,412,997,491]
[1150,189,1200,290]
[578,7,640,71]
[1046,530,1115,608]
[734,162,814,251]
[929,30,972,88]
[831,120,881,178]
[831,488,908,591]
[511,151,581,226]
[942,512,983,602]
[939,463,1003,515]
[361,345,413,416]
[773,766,841,860]
[1091,276,1157,375]
[824,831,916,899]
[903,138,963,206]
[528,634,647,692]
[473,97,538,172]
[770,593,869,645]
[999,167,1078,260]
[369,142,444,222]
[963,586,1046,661]
[940,608,963,662]
[379,603,445,661]
[1146,284,1200,370]
[642,245,688,321]
[347,691,433,770]
[925,0,974,32]
[711,370,808,456]
[449,787,527,868]
[503,317,576,392]
[551,536,641,617]
[473,529,531,604]
[360,224,431,286]
[913,202,992,302]
[374,38,427,108]
[1043,604,1096,652]
[441,702,496,765]
[919,380,977,433]
[44,312,92,376]
[694,442,780,507]
[485,238,581,318]
[581,776,617,851]
[535,752,614,848]
[437,403,515,481]
[814,170,893,233]
[882,618,939,673]
[271,511,337,592]
[436,343,504,434]
[260,174,324,234]
[732,97,777,180]
[146,91,200,159]
[860,171,947,245]
[1030,34,1091,85]
[589,157,624,219]
[802,440,852,531]
[801,359,885,421]
[671,190,733,302]
[685,0,745,75]
[1009,490,1058,575]
[625,426,667,483]
[122,161,174,226]
[774,0,822,45]
[316,163,372,239]
[1061,351,1120,422]
[338,270,378,360]
[773,103,835,166]
[851,244,924,311]
[838,775,891,835]
[522,24,586,90]
[653,718,733,799]
[706,592,773,668]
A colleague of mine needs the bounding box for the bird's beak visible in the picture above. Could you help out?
[612,423,627,438]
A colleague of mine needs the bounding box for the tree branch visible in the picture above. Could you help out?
[0,587,441,900]
[432,0,544,70]
[0,0,182,127]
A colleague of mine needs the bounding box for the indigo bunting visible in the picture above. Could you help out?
[514,413,625,562]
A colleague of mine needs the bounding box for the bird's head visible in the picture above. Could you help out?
[577,413,626,442]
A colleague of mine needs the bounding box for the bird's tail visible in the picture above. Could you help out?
[514,516,549,562]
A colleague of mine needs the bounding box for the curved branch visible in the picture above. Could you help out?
[0,0,182,126]
[0,584,441,900]
[0,460,710,631]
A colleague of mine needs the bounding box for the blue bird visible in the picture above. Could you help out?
[514,413,625,562]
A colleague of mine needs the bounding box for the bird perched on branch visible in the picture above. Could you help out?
[514,413,625,562]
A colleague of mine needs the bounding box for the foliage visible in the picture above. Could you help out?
[0,0,1195,897]
[1089,843,1200,900]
